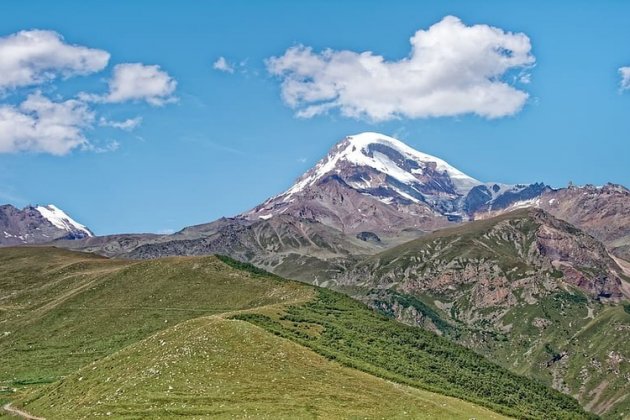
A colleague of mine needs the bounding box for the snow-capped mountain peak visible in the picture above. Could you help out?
[244,132,548,234]
[35,204,93,237]
[284,132,481,198]
[0,203,94,246]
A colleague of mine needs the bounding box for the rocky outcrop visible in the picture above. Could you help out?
[474,183,630,261]
[341,209,627,320]
[539,184,630,261]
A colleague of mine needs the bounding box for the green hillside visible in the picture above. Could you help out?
[0,247,590,418]
[0,247,311,385]
[21,316,506,419]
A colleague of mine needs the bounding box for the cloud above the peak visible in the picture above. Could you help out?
[267,16,535,121]
[0,29,109,91]
[213,56,234,73]
[619,67,630,91]
[0,92,94,155]
[82,63,177,106]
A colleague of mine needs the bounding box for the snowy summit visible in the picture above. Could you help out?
[36,205,94,237]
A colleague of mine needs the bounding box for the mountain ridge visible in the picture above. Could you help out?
[43,132,630,286]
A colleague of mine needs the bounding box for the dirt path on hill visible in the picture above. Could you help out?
[2,403,45,420]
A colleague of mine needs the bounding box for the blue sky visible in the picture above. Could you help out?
[0,0,629,235]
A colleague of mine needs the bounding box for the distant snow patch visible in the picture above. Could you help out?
[35,205,93,236]
[508,198,541,210]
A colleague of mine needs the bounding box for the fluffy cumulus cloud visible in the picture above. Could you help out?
[213,56,234,73]
[0,92,94,155]
[83,63,177,106]
[267,16,535,121]
[619,67,630,91]
[0,29,109,91]
[0,28,178,154]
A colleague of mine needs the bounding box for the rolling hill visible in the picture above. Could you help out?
[0,247,590,418]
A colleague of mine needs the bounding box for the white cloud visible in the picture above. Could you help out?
[99,116,142,131]
[0,29,176,155]
[0,29,109,91]
[213,56,234,73]
[0,92,94,155]
[267,16,535,121]
[619,67,630,91]
[85,140,120,153]
[83,63,177,106]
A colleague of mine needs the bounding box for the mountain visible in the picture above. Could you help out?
[0,204,93,246]
[338,208,630,417]
[0,247,589,419]
[54,132,629,285]
[473,183,630,261]
[244,132,549,237]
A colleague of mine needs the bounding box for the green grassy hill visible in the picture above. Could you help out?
[0,247,311,385]
[21,316,506,419]
[0,247,591,418]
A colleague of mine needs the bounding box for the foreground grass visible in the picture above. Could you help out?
[234,289,593,419]
[21,317,506,419]
[0,247,311,385]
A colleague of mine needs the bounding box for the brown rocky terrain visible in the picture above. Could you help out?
[474,183,630,262]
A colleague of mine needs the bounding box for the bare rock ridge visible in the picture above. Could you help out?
[0,204,93,246]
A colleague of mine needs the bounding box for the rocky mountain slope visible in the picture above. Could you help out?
[0,204,92,246]
[59,214,379,282]
[541,184,630,261]
[337,208,630,417]
[474,183,630,261]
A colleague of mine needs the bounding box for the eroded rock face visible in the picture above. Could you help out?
[539,184,630,261]
[535,212,624,299]
[340,209,627,325]
[338,209,630,416]
[474,183,630,261]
